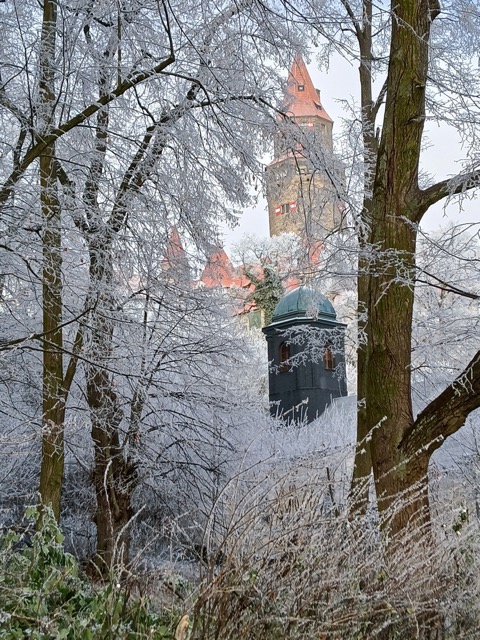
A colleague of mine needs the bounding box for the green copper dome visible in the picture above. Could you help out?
[272,286,336,323]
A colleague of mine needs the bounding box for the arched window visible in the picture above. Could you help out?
[279,342,291,373]
[324,346,335,370]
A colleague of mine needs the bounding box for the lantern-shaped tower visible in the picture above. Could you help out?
[262,286,347,422]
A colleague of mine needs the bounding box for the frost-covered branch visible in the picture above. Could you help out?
[401,349,480,457]
[415,169,480,221]
[0,52,176,207]
[415,268,480,300]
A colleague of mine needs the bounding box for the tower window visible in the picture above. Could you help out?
[297,84,305,91]
[274,202,297,216]
[324,347,335,370]
[279,342,291,373]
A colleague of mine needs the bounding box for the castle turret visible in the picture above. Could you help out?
[266,55,343,241]
[262,286,347,422]
[161,226,191,282]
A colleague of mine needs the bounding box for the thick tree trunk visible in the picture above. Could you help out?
[88,368,135,572]
[350,0,480,552]
[39,170,65,521]
[366,213,418,528]
[362,1,438,539]
[38,0,65,521]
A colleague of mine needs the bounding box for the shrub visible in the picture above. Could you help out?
[0,506,176,639]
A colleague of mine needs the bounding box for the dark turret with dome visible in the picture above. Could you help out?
[263,285,347,422]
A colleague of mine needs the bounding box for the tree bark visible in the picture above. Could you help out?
[86,235,136,573]
[362,0,439,537]
[401,349,480,458]
[349,0,377,512]
[38,0,65,522]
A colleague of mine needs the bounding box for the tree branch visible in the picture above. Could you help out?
[415,169,480,221]
[0,87,30,166]
[416,269,480,300]
[108,92,260,233]
[371,79,387,120]
[61,310,87,400]
[0,53,176,207]
[54,159,90,233]
[400,349,480,458]
[340,0,362,39]
[82,51,111,225]
[0,304,93,352]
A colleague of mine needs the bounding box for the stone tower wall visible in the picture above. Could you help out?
[266,105,342,239]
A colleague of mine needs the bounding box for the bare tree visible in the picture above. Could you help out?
[0,0,309,569]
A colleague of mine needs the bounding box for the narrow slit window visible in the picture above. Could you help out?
[275,202,297,216]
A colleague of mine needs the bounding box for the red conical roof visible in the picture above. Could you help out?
[285,54,332,122]
[161,226,190,273]
[200,246,237,288]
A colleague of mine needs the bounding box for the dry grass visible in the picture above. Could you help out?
[162,457,480,640]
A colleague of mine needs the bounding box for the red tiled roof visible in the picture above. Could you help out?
[285,54,332,122]
[162,226,189,271]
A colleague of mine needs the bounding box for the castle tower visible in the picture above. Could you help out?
[266,55,343,241]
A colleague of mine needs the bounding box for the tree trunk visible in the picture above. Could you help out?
[362,1,438,540]
[366,212,418,529]
[349,3,376,512]
[38,0,65,522]
[86,236,136,574]
[89,368,135,572]
[350,267,372,512]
